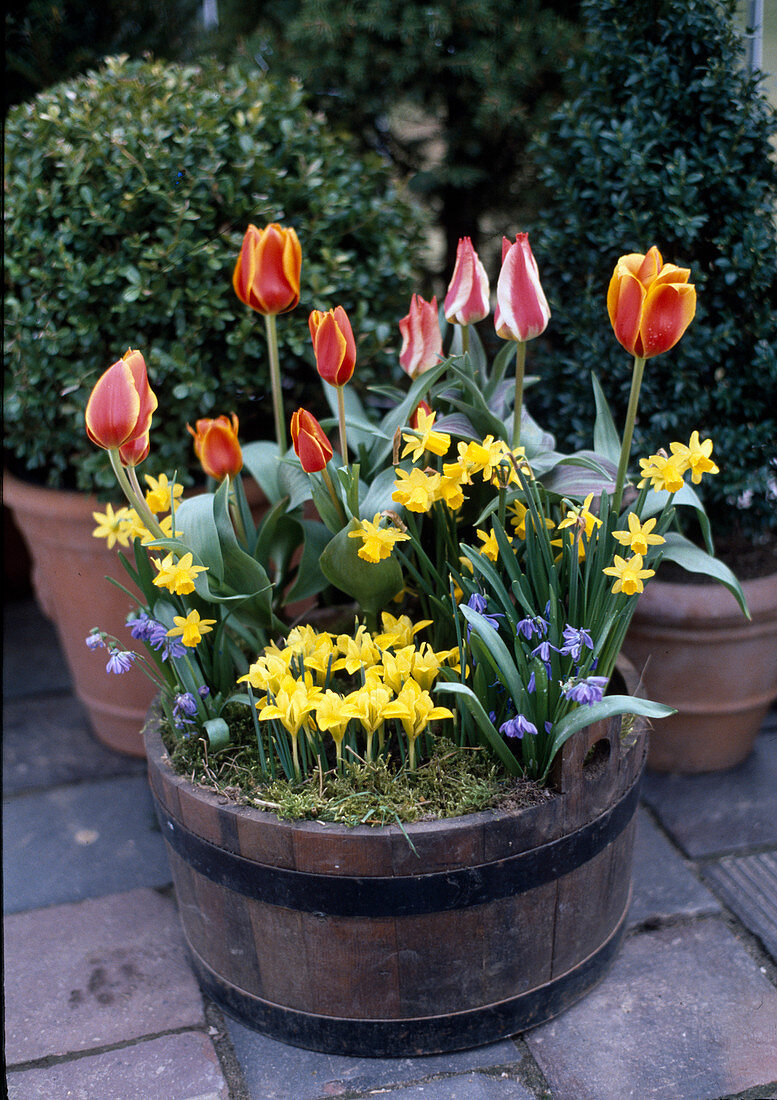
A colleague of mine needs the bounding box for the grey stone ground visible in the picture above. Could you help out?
[4,597,777,1100]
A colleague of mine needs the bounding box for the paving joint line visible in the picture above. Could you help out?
[5,1023,219,1074]
[202,996,250,1100]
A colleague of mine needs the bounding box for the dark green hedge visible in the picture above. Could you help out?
[528,0,777,543]
[4,55,426,492]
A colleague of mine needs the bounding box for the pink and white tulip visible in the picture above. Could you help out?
[443,237,490,325]
[399,294,443,378]
[494,233,550,342]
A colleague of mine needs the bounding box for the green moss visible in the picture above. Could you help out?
[163,721,551,827]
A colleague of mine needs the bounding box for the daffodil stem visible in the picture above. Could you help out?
[512,340,527,449]
[264,313,286,453]
[336,386,348,463]
[613,355,646,515]
[109,451,166,539]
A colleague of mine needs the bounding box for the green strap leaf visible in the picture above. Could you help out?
[549,695,676,761]
[435,681,522,776]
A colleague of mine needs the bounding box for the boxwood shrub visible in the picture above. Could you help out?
[4,55,426,493]
[528,0,777,545]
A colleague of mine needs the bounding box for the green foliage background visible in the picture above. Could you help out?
[4,56,425,493]
[527,0,777,543]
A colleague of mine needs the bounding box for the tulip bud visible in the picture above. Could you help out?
[309,306,356,387]
[85,348,158,456]
[607,246,696,359]
[187,414,243,481]
[494,234,550,342]
[409,400,433,430]
[119,433,151,468]
[233,223,301,316]
[444,238,490,325]
[290,409,334,473]
[398,295,443,379]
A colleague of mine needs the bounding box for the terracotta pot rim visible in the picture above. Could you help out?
[632,569,777,625]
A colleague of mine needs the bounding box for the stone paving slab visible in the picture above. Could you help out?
[3,775,171,913]
[525,918,777,1100]
[4,888,205,1065]
[3,597,71,698]
[3,692,147,796]
[363,1073,536,1099]
[6,1031,228,1100]
[704,851,777,962]
[628,808,721,928]
[641,727,777,857]
[224,1018,522,1100]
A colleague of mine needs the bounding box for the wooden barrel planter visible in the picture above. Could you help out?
[145,678,647,1056]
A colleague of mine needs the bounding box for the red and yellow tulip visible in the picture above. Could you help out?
[85,348,157,458]
[607,246,696,359]
[309,306,357,387]
[399,294,443,378]
[233,223,301,316]
[187,414,243,481]
[290,408,333,473]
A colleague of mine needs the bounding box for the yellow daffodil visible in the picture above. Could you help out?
[509,500,553,540]
[557,493,603,540]
[603,553,655,595]
[151,551,208,595]
[457,436,506,482]
[437,462,468,511]
[122,508,151,542]
[374,612,432,649]
[476,527,500,562]
[92,503,132,549]
[669,431,719,484]
[144,472,184,514]
[141,512,178,545]
[167,609,217,647]
[392,467,441,513]
[638,453,686,493]
[400,409,451,462]
[612,513,665,556]
[347,513,411,563]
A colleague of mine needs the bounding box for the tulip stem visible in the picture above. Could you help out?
[109,450,166,540]
[336,386,348,464]
[613,355,646,515]
[461,325,470,356]
[264,313,286,452]
[322,466,347,526]
[511,340,527,449]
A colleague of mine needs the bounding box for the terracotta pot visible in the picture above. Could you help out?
[622,572,777,773]
[145,666,647,1056]
[3,471,157,756]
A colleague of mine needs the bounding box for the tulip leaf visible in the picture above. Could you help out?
[278,458,313,512]
[658,532,750,617]
[318,520,403,614]
[170,492,224,578]
[359,465,403,519]
[211,479,275,625]
[591,372,622,465]
[542,451,618,497]
[641,483,714,554]
[283,518,333,603]
[240,441,283,504]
